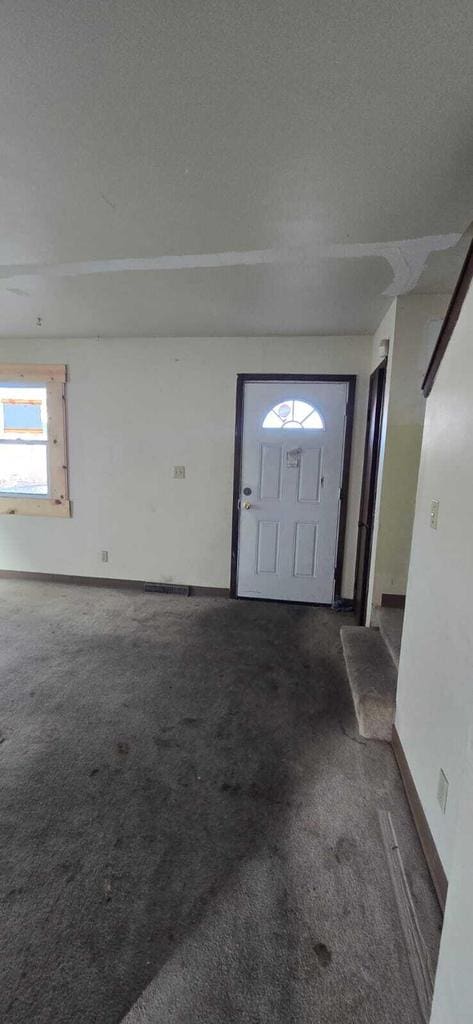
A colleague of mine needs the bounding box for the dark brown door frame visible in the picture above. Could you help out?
[423,236,473,397]
[230,373,356,602]
[353,358,387,624]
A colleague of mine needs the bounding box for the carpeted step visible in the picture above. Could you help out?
[340,626,397,741]
[378,606,404,669]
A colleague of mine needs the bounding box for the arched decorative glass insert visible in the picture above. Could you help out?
[262,400,324,429]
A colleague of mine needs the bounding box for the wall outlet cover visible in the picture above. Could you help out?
[101,550,109,563]
[173,465,186,479]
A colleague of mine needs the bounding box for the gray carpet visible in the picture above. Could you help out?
[0,580,441,1024]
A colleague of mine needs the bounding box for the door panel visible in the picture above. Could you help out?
[236,380,348,603]
[294,522,318,577]
[256,521,279,574]
[298,448,322,502]
[259,444,282,500]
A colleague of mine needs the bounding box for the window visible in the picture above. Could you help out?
[0,387,48,494]
[0,364,70,517]
[262,400,324,430]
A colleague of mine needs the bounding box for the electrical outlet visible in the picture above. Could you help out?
[101,550,109,563]
[430,499,440,530]
[437,769,449,814]
[173,465,186,479]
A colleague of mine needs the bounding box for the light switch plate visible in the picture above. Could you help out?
[173,465,186,479]
[437,768,449,814]
[430,499,440,530]
[467,725,473,767]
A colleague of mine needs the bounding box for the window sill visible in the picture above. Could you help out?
[0,497,71,517]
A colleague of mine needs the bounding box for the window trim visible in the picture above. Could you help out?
[0,363,70,517]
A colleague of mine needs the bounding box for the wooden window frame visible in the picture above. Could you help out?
[0,363,70,518]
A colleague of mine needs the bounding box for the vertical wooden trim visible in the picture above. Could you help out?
[334,376,356,598]
[422,237,473,397]
[46,381,69,505]
[392,725,448,912]
[230,375,245,597]
[354,358,387,624]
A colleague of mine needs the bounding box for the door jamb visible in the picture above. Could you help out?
[230,373,357,601]
[353,358,387,624]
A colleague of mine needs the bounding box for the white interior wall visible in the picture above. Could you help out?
[395,280,473,1023]
[430,738,473,1024]
[0,335,371,595]
[396,283,473,875]
[367,294,450,615]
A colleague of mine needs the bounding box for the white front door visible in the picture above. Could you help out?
[236,379,349,603]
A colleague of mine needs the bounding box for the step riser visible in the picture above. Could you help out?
[378,607,404,670]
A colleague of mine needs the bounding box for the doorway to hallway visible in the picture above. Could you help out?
[353,359,387,624]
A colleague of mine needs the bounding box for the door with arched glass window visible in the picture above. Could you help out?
[235,378,351,603]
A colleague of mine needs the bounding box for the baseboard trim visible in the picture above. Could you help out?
[392,725,448,913]
[381,593,406,609]
[0,569,229,598]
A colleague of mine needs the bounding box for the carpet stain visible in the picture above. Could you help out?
[334,836,356,864]
[314,943,332,967]
[248,780,282,804]
[154,735,180,749]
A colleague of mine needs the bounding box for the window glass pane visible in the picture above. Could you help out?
[293,400,315,421]
[277,402,292,420]
[263,399,324,429]
[0,386,47,440]
[301,410,324,429]
[4,402,43,432]
[0,443,48,494]
[262,410,283,428]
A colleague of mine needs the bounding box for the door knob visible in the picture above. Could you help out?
[242,500,252,510]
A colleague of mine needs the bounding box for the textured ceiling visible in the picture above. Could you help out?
[0,0,472,337]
